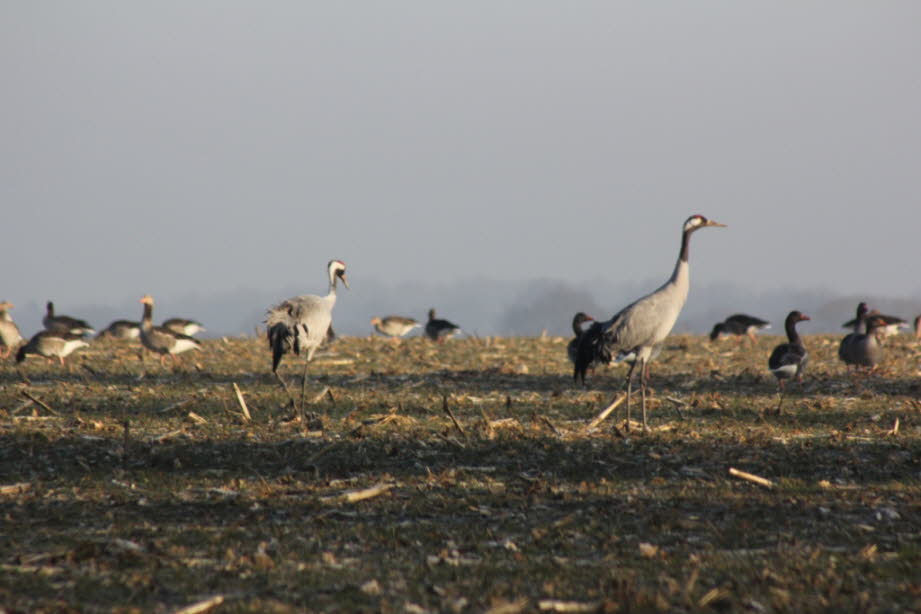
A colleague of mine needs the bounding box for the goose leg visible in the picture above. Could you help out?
[775,380,785,415]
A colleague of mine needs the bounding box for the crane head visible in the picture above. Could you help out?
[684,215,727,233]
[328,260,349,289]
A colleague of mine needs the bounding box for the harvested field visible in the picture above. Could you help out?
[1,333,920,613]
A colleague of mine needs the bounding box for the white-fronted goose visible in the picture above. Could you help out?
[843,309,906,338]
[139,295,202,365]
[767,310,810,414]
[425,308,460,343]
[16,330,89,366]
[162,318,205,336]
[709,314,770,344]
[265,260,348,409]
[845,315,885,370]
[43,301,95,336]
[371,315,420,342]
[574,215,726,431]
[0,301,24,358]
[838,302,868,369]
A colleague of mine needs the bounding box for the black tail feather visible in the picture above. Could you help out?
[267,323,293,373]
[15,345,27,364]
[573,321,613,384]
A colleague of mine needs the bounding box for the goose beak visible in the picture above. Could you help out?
[801,314,811,321]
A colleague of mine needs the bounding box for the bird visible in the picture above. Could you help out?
[838,302,868,370]
[162,317,206,336]
[915,315,921,340]
[843,309,906,339]
[0,301,24,359]
[425,308,461,342]
[138,295,202,365]
[575,214,726,432]
[97,320,141,340]
[767,310,810,414]
[842,314,885,372]
[265,259,348,411]
[43,301,95,336]
[567,312,595,375]
[709,314,771,345]
[371,315,421,342]
[16,330,89,367]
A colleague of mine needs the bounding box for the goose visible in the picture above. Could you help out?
[43,301,95,336]
[16,330,89,366]
[371,315,421,342]
[844,315,885,371]
[567,312,594,375]
[709,314,771,345]
[97,320,141,340]
[843,310,906,338]
[575,214,726,431]
[162,317,206,336]
[139,295,202,365]
[767,310,810,413]
[0,301,24,358]
[838,302,868,370]
[265,259,348,409]
[425,308,461,342]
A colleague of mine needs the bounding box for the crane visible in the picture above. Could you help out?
[265,260,348,413]
[575,214,725,432]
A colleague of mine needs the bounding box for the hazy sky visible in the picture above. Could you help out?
[3,3,921,334]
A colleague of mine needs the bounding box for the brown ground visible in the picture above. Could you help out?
[1,333,920,613]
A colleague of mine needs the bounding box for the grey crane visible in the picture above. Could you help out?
[575,214,726,432]
[139,295,202,365]
[43,301,95,336]
[265,259,348,412]
[0,301,24,359]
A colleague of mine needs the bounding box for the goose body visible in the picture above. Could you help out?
[710,314,770,343]
[98,320,141,340]
[139,295,202,364]
[425,308,460,342]
[843,310,906,337]
[43,301,95,336]
[371,315,420,340]
[575,215,725,431]
[768,311,810,389]
[16,330,89,365]
[265,260,348,408]
[844,315,885,369]
[163,318,206,336]
[838,302,868,368]
[0,301,24,358]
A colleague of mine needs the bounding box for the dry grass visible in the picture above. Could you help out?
[1,333,920,613]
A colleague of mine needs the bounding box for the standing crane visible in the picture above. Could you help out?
[575,215,726,432]
[265,260,348,413]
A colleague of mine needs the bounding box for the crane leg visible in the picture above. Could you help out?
[274,369,297,410]
[623,360,638,433]
[640,358,648,433]
[299,358,311,421]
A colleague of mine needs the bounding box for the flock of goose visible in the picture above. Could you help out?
[3,214,920,431]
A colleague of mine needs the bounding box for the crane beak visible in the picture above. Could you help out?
[707,220,727,228]
[338,272,349,289]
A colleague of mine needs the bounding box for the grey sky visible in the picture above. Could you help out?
[3,3,921,336]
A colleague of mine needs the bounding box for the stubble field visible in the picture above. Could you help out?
[1,332,920,613]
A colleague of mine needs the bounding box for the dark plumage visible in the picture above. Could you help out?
[162,318,205,336]
[768,311,810,391]
[425,309,460,342]
[838,302,868,368]
[43,301,94,336]
[843,315,885,370]
[97,320,141,340]
[567,312,594,379]
[709,314,770,344]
